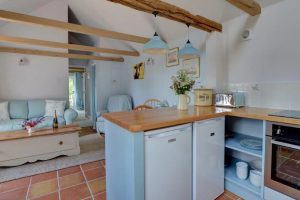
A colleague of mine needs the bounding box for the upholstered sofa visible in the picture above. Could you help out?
[0,100,78,132]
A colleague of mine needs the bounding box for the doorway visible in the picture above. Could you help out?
[69,67,86,119]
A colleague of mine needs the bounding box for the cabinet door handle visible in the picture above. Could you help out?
[59,141,63,145]
[210,132,215,136]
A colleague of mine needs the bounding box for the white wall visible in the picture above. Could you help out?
[224,0,300,109]
[0,0,69,100]
[95,60,128,111]
[122,30,227,107]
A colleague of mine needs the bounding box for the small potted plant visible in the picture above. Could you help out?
[22,117,45,136]
[170,69,195,110]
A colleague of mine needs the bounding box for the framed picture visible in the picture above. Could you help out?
[133,62,145,79]
[166,47,179,67]
[183,57,200,78]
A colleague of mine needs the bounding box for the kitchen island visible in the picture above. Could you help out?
[103,106,300,200]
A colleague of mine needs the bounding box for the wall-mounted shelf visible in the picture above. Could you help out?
[225,133,263,158]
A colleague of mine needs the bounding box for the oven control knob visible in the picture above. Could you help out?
[276,128,281,135]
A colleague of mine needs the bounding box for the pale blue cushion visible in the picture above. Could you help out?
[33,117,66,129]
[107,95,132,112]
[9,101,28,119]
[28,100,45,119]
[0,119,24,132]
[64,108,78,125]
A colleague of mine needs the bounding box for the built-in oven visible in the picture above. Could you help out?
[265,122,300,199]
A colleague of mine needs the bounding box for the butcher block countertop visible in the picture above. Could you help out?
[103,106,300,132]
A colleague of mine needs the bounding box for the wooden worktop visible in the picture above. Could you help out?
[103,106,300,132]
[0,125,81,141]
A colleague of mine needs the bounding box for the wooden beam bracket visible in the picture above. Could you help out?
[0,10,149,43]
[0,46,124,62]
[107,0,222,32]
[0,35,139,57]
[226,0,261,16]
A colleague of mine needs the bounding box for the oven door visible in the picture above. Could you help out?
[265,136,300,199]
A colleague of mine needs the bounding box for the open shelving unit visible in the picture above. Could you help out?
[225,133,263,158]
[225,117,265,200]
[225,158,261,195]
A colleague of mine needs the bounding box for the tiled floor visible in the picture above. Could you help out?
[0,160,106,200]
[0,159,241,200]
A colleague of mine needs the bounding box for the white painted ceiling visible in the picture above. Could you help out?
[0,0,284,53]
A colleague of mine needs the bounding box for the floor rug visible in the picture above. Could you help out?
[0,134,105,182]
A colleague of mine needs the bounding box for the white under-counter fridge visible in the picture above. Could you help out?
[144,123,192,200]
[193,117,225,200]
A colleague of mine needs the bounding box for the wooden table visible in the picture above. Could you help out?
[0,125,81,166]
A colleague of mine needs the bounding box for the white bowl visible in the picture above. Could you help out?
[250,170,262,187]
[236,162,248,180]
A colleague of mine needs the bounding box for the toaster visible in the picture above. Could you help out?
[215,92,245,108]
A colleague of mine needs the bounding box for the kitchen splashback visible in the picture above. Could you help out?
[228,82,300,110]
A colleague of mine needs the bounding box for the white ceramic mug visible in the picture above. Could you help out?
[250,170,262,187]
[236,162,248,180]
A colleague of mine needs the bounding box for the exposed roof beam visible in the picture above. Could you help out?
[107,0,222,32]
[0,35,139,57]
[226,0,261,16]
[0,46,124,62]
[0,10,149,44]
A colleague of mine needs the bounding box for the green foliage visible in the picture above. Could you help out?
[170,69,195,95]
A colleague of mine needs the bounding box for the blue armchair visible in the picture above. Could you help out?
[96,95,132,134]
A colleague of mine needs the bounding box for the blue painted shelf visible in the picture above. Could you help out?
[225,158,262,196]
[225,133,263,158]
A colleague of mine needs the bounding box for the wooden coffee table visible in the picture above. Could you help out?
[0,125,81,167]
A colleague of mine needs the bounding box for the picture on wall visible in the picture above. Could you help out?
[183,57,200,78]
[133,62,145,79]
[166,47,179,67]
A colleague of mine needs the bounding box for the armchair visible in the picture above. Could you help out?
[96,95,133,134]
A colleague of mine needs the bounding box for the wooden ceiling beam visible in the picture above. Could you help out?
[0,46,124,62]
[0,10,149,44]
[0,35,139,57]
[107,0,222,32]
[226,0,261,16]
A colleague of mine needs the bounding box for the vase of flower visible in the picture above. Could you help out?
[22,117,45,136]
[170,70,195,110]
[177,94,191,110]
[26,126,34,136]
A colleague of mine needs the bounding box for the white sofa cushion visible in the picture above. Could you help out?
[44,100,66,117]
[0,102,10,121]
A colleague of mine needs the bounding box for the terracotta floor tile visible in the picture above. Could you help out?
[60,183,90,200]
[88,177,106,195]
[58,166,81,177]
[94,192,106,200]
[84,167,106,181]
[81,161,102,171]
[31,171,57,184]
[216,194,233,200]
[0,187,28,200]
[0,177,30,193]
[100,160,106,168]
[59,172,85,189]
[223,190,242,200]
[30,192,59,200]
[28,179,58,199]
